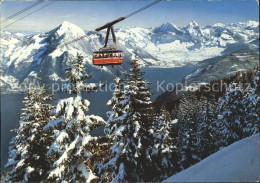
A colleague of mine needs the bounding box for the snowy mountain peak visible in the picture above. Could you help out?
[154,22,182,33]
[55,21,86,37]
[213,23,225,27]
[184,20,203,37]
[187,20,200,28]
[45,21,89,52]
[59,21,77,29]
[245,20,259,28]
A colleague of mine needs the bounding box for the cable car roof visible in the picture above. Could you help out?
[93,50,122,53]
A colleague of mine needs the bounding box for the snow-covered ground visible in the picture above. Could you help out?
[164,133,259,182]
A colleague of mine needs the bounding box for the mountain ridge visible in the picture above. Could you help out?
[0,20,259,93]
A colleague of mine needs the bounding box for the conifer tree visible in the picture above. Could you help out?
[104,75,127,136]
[45,54,105,182]
[151,106,179,181]
[196,93,218,159]
[244,69,260,136]
[98,55,156,182]
[96,74,127,182]
[216,83,246,146]
[5,81,55,182]
[177,92,200,170]
[216,74,260,148]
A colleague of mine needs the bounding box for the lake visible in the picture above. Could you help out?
[1,66,196,168]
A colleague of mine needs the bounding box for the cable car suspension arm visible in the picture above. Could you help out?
[59,0,163,48]
[102,26,117,49]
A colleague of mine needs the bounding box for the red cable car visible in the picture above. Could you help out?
[93,17,125,66]
[93,49,123,65]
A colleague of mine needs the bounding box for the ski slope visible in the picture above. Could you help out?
[164,133,259,182]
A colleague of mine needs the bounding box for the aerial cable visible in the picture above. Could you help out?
[0,1,56,31]
[125,0,163,19]
[0,1,44,24]
[58,35,88,49]
[59,0,162,48]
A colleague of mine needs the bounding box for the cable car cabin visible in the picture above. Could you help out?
[92,50,123,66]
[93,18,125,66]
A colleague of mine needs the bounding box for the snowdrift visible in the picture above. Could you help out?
[164,133,259,182]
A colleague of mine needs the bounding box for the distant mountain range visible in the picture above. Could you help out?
[0,20,259,93]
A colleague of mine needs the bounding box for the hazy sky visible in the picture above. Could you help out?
[0,0,259,31]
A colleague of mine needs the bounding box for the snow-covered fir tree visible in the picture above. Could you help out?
[216,83,246,146]
[151,106,179,181]
[45,54,105,182]
[104,75,127,136]
[98,55,157,182]
[243,69,260,136]
[196,93,218,159]
[216,71,260,147]
[5,81,55,182]
[177,92,201,170]
[96,74,127,182]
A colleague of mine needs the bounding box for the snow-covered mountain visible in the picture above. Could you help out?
[1,21,122,89]
[184,49,259,85]
[164,133,259,182]
[0,20,259,93]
